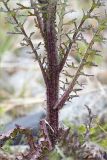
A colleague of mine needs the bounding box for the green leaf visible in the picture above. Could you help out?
[78,124,86,133]
[48,150,61,160]
[90,127,96,135]
[99,139,107,148]
[77,41,88,58]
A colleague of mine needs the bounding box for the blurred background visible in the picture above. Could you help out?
[0,0,107,136]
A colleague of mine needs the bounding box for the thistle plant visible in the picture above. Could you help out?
[0,0,107,159]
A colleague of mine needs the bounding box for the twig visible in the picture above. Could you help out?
[3,1,47,84]
[54,30,99,110]
[30,0,44,37]
[59,2,96,72]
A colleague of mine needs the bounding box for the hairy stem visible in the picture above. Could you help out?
[42,0,59,146]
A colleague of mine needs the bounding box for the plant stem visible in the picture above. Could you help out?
[43,0,59,146]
